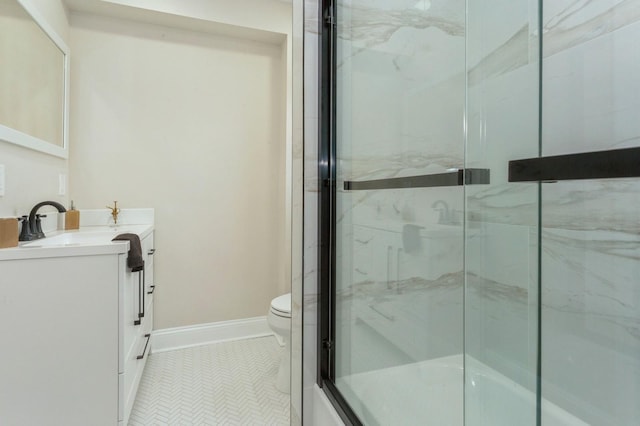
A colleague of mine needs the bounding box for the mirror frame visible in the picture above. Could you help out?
[0,0,70,159]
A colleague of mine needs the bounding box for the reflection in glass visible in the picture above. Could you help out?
[333,0,465,424]
[540,0,640,422]
[324,0,640,424]
[0,0,65,147]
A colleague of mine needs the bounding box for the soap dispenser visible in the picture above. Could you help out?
[65,200,80,230]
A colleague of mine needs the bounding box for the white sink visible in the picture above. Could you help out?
[23,232,114,247]
[22,225,149,248]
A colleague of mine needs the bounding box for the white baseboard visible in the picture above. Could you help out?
[151,316,273,353]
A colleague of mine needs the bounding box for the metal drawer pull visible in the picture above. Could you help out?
[148,249,156,255]
[355,238,372,244]
[147,285,155,295]
[140,269,145,318]
[136,333,151,360]
[134,270,144,325]
[369,304,395,321]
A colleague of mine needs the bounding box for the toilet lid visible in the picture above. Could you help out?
[271,293,291,315]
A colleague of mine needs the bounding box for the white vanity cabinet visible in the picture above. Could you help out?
[0,227,155,426]
[121,232,155,425]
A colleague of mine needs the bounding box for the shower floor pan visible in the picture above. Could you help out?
[336,354,586,426]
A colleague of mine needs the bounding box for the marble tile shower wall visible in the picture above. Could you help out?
[304,0,639,424]
[464,0,541,404]
[302,1,320,423]
[466,0,640,424]
[540,1,640,424]
[333,0,466,372]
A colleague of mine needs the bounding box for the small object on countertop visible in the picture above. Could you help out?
[112,233,144,271]
[65,200,80,230]
[0,218,19,248]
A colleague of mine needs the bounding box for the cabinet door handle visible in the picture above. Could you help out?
[369,304,395,321]
[134,271,143,326]
[396,248,403,294]
[147,285,155,295]
[386,246,392,289]
[140,269,145,319]
[148,248,156,255]
[136,333,151,360]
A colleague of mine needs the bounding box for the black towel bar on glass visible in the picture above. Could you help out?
[343,168,490,191]
[508,147,640,182]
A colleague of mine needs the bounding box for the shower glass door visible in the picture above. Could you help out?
[464,0,541,424]
[535,1,640,423]
[321,0,468,424]
[465,0,640,424]
[320,0,640,424]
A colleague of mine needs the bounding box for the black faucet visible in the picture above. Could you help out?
[431,200,460,225]
[431,200,450,224]
[19,201,67,241]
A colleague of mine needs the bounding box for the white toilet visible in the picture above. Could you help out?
[268,293,291,393]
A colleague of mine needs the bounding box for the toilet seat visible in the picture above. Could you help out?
[270,293,291,318]
[267,292,291,394]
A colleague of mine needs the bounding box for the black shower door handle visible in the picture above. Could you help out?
[509,147,640,182]
[344,168,490,191]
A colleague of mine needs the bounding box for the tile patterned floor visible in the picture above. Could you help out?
[129,336,290,425]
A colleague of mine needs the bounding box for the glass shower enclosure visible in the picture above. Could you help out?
[317,0,640,424]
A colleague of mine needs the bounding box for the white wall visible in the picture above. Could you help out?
[30,0,69,37]
[101,0,292,36]
[0,0,69,218]
[68,12,287,329]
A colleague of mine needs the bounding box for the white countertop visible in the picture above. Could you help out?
[0,224,154,261]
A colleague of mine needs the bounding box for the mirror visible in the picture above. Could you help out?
[0,0,69,158]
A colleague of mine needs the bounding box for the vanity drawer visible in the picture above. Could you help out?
[121,303,153,424]
[121,267,145,371]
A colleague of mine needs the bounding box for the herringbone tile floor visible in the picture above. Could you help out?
[129,336,290,425]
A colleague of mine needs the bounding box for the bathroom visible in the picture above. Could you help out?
[1,0,639,425]
[1,0,295,424]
